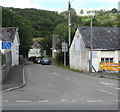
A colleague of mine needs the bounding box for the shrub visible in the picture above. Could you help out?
[55,52,64,64]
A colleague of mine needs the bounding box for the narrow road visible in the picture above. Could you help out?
[2,61,119,110]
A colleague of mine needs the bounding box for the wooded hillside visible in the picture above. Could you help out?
[2,6,119,57]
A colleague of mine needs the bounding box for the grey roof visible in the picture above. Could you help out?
[32,42,41,49]
[78,26,120,50]
[0,27,17,42]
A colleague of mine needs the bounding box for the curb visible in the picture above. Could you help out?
[2,66,26,93]
[91,73,120,80]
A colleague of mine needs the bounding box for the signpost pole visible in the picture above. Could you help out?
[64,42,66,66]
[62,42,68,66]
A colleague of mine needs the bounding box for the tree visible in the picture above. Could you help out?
[111,8,118,13]
[2,7,33,57]
[38,36,52,56]
[15,8,66,38]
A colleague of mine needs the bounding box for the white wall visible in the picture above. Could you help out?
[28,48,41,58]
[92,50,120,71]
[70,29,89,72]
[11,32,19,66]
[118,51,120,63]
[70,28,120,72]
[0,40,5,54]
[98,50,119,63]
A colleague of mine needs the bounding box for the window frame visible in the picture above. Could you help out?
[101,57,114,63]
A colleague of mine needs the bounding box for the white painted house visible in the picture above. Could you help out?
[70,26,120,72]
[28,42,41,58]
[0,27,20,83]
[1,27,20,66]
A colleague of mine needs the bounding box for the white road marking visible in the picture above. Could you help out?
[53,73,79,85]
[97,89,118,96]
[100,81,119,89]
[72,100,77,102]
[87,100,102,103]
[100,81,117,86]
[53,73,61,77]
[38,100,49,102]
[16,100,31,103]
[3,100,8,103]
[61,100,67,102]
[100,82,117,86]
[65,78,78,84]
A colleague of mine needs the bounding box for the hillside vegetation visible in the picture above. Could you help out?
[2,7,119,57]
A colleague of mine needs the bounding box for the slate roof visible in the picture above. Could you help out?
[78,26,120,50]
[0,27,17,42]
[32,42,41,49]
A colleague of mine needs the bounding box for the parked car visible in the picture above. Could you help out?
[32,58,37,63]
[41,58,51,65]
[33,58,41,64]
[36,58,41,64]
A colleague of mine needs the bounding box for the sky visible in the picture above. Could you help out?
[0,0,119,14]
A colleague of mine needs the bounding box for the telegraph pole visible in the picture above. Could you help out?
[87,11,93,73]
[90,17,93,73]
[68,1,71,47]
[68,1,71,67]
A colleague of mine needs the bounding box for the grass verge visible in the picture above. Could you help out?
[54,64,84,73]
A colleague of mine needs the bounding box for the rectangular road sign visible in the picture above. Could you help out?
[100,62,120,71]
[2,42,12,49]
[62,42,68,52]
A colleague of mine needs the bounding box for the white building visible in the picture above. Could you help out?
[2,27,20,66]
[28,42,41,58]
[0,27,20,83]
[70,26,120,72]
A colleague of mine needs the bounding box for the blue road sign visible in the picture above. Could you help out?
[2,42,12,49]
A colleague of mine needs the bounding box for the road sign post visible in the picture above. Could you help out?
[62,42,68,66]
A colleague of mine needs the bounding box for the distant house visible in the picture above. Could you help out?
[70,26,120,72]
[28,42,42,58]
[1,27,20,66]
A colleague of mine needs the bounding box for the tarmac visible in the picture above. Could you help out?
[1,63,120,93]
[2,65,25,92]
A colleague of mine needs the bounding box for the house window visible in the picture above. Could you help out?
[101,58,113,63]
[110,58,113,62]
[101,58,104,62]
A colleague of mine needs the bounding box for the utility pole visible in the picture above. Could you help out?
[68,1,71,47]
[68,1,71,67]
[87,11,93,73]
[90,17,93,73]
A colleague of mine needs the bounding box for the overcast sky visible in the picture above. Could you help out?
[0,0,119,14]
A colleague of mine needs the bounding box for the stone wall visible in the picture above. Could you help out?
[0,61,11,84]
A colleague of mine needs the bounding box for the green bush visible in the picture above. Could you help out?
[28,56,36,61]
[55,52,64,64]
[0,53,6,66]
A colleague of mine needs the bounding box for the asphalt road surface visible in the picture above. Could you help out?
[2,61,119,110]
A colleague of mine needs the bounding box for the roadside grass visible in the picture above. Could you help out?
[54,64,120,76]
[107,73,120,76]
[54,64,84,73]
